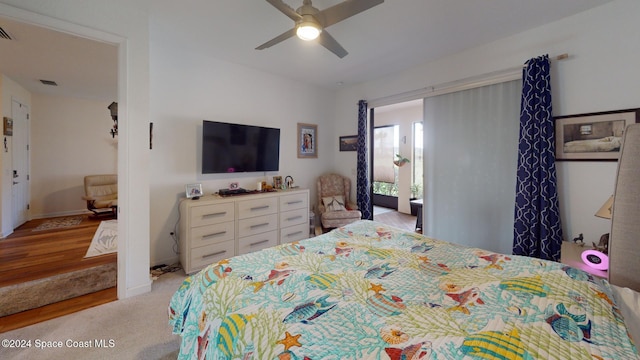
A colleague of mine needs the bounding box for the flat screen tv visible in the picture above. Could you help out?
[202,120,280,174]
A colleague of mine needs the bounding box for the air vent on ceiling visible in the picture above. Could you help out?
[39,79,58,86]
[0,26,12,40]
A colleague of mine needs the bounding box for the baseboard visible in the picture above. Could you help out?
[30,209,91,219]
[151,255,180,269]
[123,279,153,298]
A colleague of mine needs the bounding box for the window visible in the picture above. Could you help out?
[412,122,423,199]
[373,125,398,196]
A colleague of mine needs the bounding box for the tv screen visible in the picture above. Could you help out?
[202,120,280,174]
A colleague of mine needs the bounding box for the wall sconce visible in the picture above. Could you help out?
[108,102,118,138]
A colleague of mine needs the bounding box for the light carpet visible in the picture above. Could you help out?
[32,216,83,232]
[0,271,186,360]
[84,220,118,258]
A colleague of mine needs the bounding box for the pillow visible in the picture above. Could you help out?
[322,195,347,212]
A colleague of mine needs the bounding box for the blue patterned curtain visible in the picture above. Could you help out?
[357,100,372,220]
[513,55,563,261]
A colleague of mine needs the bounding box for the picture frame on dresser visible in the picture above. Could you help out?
[185,183,203,199]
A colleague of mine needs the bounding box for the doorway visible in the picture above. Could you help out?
[0,7,125,325]
[371,99,424,215]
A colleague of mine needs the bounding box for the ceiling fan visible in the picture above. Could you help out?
[256,0,384,58]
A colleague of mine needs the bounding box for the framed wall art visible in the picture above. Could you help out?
[555,108,639,161]
[297,123,318,158]
[3,117,13,136]
[339,135,358,151]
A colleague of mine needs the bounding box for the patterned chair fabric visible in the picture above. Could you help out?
[317,173,362,229]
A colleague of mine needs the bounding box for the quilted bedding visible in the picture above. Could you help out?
[169,220,639,359]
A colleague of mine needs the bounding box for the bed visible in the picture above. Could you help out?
[168,220,639,359]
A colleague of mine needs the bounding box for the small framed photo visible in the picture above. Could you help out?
[273,176,283,189]
[185,183,203,199]
[229,182,239,190]
[339,135,358,151]
[555,108,639,161]
[298,123,318,158]
[3,117,13,136]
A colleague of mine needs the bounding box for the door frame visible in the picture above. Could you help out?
[0,4,133,299]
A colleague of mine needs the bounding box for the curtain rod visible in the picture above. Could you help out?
[368,53,569,108]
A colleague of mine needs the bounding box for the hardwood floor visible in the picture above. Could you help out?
[0,214,117,332]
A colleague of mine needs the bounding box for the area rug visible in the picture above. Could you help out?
[84,220,117,258]
[32,215,83,231]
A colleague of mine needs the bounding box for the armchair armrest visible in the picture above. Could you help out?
[346,202,359,211]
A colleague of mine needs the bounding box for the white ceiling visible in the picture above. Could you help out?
[0,0,611,100]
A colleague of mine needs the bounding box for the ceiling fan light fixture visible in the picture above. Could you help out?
[296,15,321,41]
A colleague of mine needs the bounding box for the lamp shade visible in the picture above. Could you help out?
[595,195,614,219]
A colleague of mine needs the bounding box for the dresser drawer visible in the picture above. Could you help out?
[191,221,235,248]
[237,230,278,255]
[280,222,309,244]
[238,197,278,219]
[280,208,308,228]
[189,240,235,273]
[190,202,234,227]
[280,192,308,212]
[238,213,278,238]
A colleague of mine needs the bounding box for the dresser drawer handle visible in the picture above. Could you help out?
[250,205,269,211]
[286,215,303,221]
[250,222,269,229]
[203,211,227,218]
[286,230,303,237]
[286,200,303,205]
[250,239,269,247]
[202,250,226,259]
[203,231,226,239]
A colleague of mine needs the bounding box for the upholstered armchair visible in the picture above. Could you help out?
[317,173,362,229]
[83,174,117,217]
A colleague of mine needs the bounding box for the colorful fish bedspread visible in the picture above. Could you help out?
[168,220,639,359]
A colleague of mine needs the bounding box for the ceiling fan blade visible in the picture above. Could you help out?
[317,30,348,58]
[256,28,297,50]
[265,0,302,21]
[319,0,384,27]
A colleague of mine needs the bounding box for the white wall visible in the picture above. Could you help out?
[30,93,117,218]
[149,42,336,266]
[0,74,31,236]
[333,0,640,251]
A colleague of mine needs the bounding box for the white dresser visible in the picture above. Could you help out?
[179,188,309,274]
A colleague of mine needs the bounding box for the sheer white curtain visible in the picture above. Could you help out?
[423,79,521,254]
[373,126,395,183]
